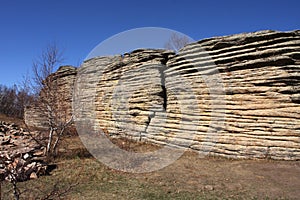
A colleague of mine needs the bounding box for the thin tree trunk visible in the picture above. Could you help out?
[11,175,20,200]
[52,128,64,156]
[52,117,73,155]
[13,182,19,200]
[46,128,54,156]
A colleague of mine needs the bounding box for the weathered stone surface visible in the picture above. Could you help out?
[183,30,300,160]
[24,65,77,128]
[94,49,174,139]
[0,121,47,181]
[28,30,300,160]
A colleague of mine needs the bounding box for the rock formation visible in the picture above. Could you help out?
[27,30,300,160]
[25,65,77,128]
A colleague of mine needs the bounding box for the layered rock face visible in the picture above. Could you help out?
[25,66,77,128]
[175,30,300,159]
[31,30,300,160]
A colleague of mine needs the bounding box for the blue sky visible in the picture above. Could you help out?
[0,0,299,86]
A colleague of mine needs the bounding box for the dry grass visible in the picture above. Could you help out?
[0,114,25,127]
[0,113,299,200]
[1,135,300,199]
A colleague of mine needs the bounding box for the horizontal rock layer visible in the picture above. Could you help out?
[167,30,300,159]
[32,30,300,160]
[25,65,77,128]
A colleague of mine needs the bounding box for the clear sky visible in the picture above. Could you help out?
[0,0,299,86]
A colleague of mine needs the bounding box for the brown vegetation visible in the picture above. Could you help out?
[1,135,300,199]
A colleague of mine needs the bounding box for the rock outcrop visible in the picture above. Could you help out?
[25,65,77,128]
[175,30,300,159]
[28,30,300,160]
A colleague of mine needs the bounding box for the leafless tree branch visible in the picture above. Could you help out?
[164,32,192,52]
[27,42,73,157]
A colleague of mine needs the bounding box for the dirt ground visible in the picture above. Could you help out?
[65,137,300,199]
[1,123,300,199]
[140,151,300,199]
[110,137,300,199]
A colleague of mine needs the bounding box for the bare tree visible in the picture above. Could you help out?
[0,84,33,119]
[30,43,73,157]
[164,32,192,52]
[0,84,17,117]
[32,43,64,93]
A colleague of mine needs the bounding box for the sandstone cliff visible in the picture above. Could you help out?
[25,65,77,128]
[27,30,300,160]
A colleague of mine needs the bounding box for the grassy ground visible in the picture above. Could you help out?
[0,114,25,127]
[1,114,299,199]
[1,135,300,200]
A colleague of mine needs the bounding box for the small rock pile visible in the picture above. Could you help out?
[0,121,47,182]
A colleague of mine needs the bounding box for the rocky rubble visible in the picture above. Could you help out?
[0,121,47,182]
